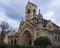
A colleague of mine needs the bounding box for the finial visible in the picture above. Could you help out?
[20,17,24,26]
[39,9,40,13]
[38,9,43,17]
[22,17,23,20]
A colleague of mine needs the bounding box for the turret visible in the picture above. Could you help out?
[20,17,24,29]
[35,9,43,29]
[37,9,43,23]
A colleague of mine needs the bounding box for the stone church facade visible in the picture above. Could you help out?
[0,1,60,46]
[18,1,60,46]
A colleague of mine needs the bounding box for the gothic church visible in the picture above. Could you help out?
[18,1,60,46]
[1,1,60,46]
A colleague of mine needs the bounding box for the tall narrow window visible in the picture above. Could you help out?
[58,36,60,42]
[14,39,17,45]
[55,36,57,41]
[33,9,35,13]
[28,9,30,13]
[11,39,13,45]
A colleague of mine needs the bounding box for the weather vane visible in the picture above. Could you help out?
[39,9,40,12]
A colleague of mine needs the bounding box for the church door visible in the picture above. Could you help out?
[22,30,32,46]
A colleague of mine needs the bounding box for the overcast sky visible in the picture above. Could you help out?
[0,0,60,30]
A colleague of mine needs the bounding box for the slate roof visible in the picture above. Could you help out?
[52,22,59,28]
[29,18,59,28]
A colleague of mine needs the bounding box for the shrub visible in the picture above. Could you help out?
[34,37,51,47]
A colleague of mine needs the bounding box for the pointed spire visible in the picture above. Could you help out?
[39,9,40,14]
[20,17,24,26]
[21,17,24,24]
[38,9,41,16]
[38,9,42,17]
[38,9,43,19]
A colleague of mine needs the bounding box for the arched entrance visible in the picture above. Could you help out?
[22,30,32,46]
[14,39,17,45]
[11,39,13,45]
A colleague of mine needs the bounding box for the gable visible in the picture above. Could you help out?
[46,21,53,27]
[46,21,54,30]
[26,2,37,9]
[26,2,37,7]
[21,21,35,32]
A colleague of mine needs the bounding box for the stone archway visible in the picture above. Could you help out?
[14,39,17,45]
[22,30,32,46]
[11,39,13,45]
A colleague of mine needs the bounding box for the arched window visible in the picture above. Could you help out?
[33,9,35,13]
[14,39,17,45]
[28,9,30,13]
[11,39,13,45]
[55,36,57,41]
[58,36,60,42]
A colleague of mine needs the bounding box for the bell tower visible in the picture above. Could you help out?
[25,1,37,21]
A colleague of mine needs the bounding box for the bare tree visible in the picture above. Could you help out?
[0,21,9,45]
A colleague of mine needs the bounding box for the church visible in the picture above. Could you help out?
[18,1,60,46]
[0,1,60,46]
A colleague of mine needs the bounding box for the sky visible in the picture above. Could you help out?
[0,0,60,30]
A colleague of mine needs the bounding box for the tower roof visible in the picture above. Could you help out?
[26,1,37,7]
[20,17,24,26]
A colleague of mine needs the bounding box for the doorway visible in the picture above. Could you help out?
[22,30,32,46]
